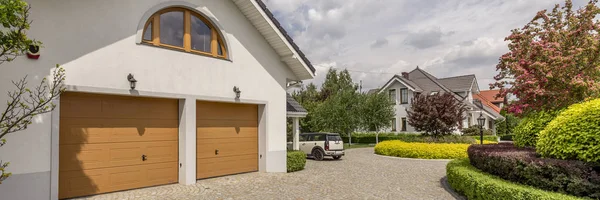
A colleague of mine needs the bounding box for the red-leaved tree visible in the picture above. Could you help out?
[491,0,600,115]
[407,93,466,138]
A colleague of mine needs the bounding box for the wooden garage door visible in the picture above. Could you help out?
[196,101,258,179]
[59,92,179,199]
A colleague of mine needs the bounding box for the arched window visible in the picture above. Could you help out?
[142,7,227,59]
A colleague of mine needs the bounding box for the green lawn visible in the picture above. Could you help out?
[344,143,375,149]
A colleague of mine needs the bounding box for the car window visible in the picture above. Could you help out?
[299,135,307,142]
[312,135,326,141]
[327,135,341,141]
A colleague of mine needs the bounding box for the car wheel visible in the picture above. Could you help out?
[332,155,341,160]
[312,149,324,161]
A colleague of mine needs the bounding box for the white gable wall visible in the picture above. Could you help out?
[0,1,299,199]
[382,81,416,133]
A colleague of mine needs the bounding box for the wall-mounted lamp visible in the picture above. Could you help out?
[233,86,241,99]
[127,73,137,90]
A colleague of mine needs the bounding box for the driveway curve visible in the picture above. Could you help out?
[76,148,456,200]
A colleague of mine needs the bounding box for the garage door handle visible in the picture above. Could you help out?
[215,149,219,155]
[142,155,147,161]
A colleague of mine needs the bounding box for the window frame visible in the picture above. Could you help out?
[400,88,408,104]
[141,7,227,59]
[401,117,407,131]
[391,118,397,131]
[389,89,397,104]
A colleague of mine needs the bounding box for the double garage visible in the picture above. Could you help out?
[58,92,259,199]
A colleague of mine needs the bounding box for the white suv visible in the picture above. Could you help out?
[299,133,344,161]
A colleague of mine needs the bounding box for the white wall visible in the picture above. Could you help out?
[384,81,416,133]
[0,0,297,176]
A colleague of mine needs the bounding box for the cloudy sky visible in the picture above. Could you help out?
[264,0,590,91]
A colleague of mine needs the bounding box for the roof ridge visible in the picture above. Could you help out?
[438,74,476,80]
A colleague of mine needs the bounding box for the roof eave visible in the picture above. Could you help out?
[233,0,315,80]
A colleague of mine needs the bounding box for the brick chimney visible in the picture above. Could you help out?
[401,72,409,79]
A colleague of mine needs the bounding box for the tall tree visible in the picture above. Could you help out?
[491,0,600,115]
[0,0,65,184]
[310,89,361,136]
[358,92,395,131]
[407,93,466,138]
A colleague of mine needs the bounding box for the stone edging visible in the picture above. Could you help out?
[440,176,467,200]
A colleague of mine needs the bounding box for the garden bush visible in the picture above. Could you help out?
[513,110,560,147]
[499,134,514,141]
[287,151,306,172]
[461,126,494,136]
[468,144,600,198]
[446,159,582,200]
[374,140,471,159]
[537,99,600,163]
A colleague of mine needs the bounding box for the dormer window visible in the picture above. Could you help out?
[430,91,439,95]
[142,7,227,59]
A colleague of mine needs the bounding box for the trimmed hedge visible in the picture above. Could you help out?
[374,140,471,159]
[447,159,582,200]
[537,98,600,163]
[513,110,560,147]
[343,133,485,144]
[499,134,514,141]
[286,151,306,172]
[471,135,499,142]
[468,144,600,198]
[461,126,494,136]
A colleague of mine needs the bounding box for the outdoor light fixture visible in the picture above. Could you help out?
[477,112,486,145]
[233,86,241,99]
[127,73,137,90]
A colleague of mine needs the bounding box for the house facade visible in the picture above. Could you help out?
[0,1,314,199]
[379,67,503,133]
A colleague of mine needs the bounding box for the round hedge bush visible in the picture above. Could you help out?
[287,151,306,172]
[537,99,600,163]
[374,140,496,159]
[513,110,560,147]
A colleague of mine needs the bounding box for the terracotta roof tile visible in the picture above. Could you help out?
[473,93,501,113]
[479,89,504,103]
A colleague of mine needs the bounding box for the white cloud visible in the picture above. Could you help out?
[264,0,584,90]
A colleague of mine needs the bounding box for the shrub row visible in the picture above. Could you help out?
[467,144,600,198]
[446,159,582,200]
[374,140,470,159]
[286,151,306,172]
[343,134,497,144]
[499,134,514,141]
[461,126,494,136]
[537,98,600,163]
[470,135,499,142]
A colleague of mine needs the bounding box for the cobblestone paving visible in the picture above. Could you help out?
[75,148,456,200]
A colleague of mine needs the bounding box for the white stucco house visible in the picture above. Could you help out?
[376,67,504,133]
[0,0,315,199]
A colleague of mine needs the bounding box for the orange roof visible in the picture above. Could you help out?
[478,89,504,103]
[474,93,501,113]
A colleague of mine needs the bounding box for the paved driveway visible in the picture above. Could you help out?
[76,148,456,200]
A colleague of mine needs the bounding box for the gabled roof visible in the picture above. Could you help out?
[286,93,307,113]
[438,74,476,92]
[408,68,465,101]
[474,93,501,113]
[378,75,423,93]
[233,0,315,80]
[479,90,504,103]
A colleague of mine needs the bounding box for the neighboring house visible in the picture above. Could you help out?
[0,1,315,199]
[378,67,504,133]
[474,91,502,113]
[477,89,505,109]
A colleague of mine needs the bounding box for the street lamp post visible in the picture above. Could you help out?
[477,113,486,145]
